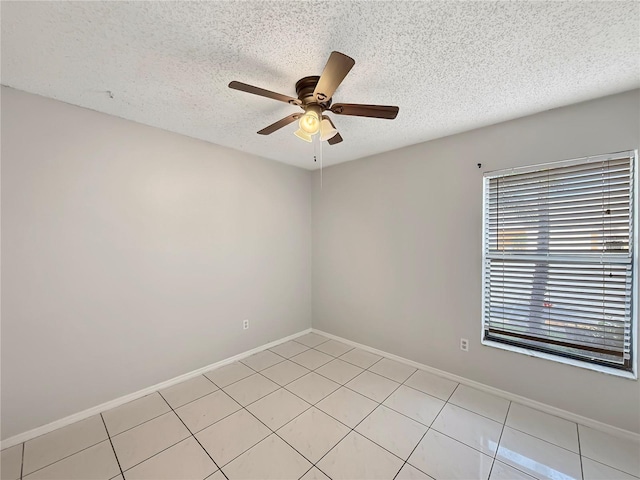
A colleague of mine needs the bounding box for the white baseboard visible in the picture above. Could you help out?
[0,328,312,450]
[312,328,640,443]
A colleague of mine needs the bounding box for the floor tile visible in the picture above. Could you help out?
[506,403,579,453]
[383,385,445,426]
[315,387,378,428]
[23,415,108,475]
[299,467,332,480]
[277,407,350,463]
[223,434,311,480]
[269,340,310,358]
[345,371,399,402]
[316,358,364,385]
[369,358,417,383]
[23,441,119,480]
[195,409,270,467]
[395,463,434,480]
[579,425,640,477]
[175,390,241,433]
[489,461,537,480]
[582,457,640,480]
[290,349,333,370]
[260,360,310,386]
[204,362,254,388]
[295,333,330,348]
[223,374,279,406]
[339,348,382,369]
[241,350,284,371]
[448,385,510,423]
[246,388,311,430]
[431,403,503,455]
[124,437,217,480]
[159,375,218,409]
[408,429,493,480]
[285,372,340,404]
[102,393,170,436]
[317,431,404,480]
[355,405,427,459]
[404,370,458,401]
[314,340,354,357]
[1,444,23,480]
[111,412,190,471]
[496,427,582,480]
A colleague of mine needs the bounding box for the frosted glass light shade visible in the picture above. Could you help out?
[294,129,313,142]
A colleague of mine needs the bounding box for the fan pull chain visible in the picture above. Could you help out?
[313,133,323,189]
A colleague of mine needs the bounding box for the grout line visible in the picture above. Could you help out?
[161,376,220,407]
[111,415,191,473]
[446,398,507,424]
[392,427,432,480]
[241,404,319,471]
[580,456,640,479]
[307,365,411,473]
[106,412,166,439]
[205,372,254,390]
[18,436,109,477]
[299,465,315,479]
[156,391,229,480]
[577,423,585,480]
[20,442,24,480]
[312,345,355,358]
[386,371,457,480]
[100,413,125,479]
[488,401,512,479]
[191,368,319,473]
[230,369,370,473]
[501,424,582,456]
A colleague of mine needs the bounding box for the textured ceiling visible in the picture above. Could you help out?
[2,1,639,170]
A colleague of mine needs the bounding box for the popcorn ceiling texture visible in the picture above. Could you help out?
[1,1,638,170]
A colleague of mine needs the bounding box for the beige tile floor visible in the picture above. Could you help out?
[2,332,639,480]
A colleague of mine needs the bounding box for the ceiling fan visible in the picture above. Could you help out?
[229,51,399,145]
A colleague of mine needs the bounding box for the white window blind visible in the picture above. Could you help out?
[482,151,636,371]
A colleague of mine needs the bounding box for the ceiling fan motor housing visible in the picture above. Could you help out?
[295,76,331,109]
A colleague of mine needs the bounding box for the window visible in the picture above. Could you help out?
[482,151,637,375]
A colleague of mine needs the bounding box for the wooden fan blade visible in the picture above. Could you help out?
[328,132,343,145]
[313,52,355,102]
[229,81,301,105]
[331,103,399,119]
[257,113,301,135]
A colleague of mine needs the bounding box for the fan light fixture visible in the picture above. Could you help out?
[294,106,323,142]
[299,110,320,134]
[294,128,312,142]
[320,117,338,141]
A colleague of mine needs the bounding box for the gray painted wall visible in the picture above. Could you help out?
[312,89,640,433]
[1,87,312,439]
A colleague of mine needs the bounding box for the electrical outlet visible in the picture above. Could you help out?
[460,338,469,351]
[243,319,249,330]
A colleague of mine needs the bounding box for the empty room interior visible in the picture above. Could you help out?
[1,2,640,480]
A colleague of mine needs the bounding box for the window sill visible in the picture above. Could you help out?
[481,338,637,380]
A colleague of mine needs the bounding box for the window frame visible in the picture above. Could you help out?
[480,150,638,380]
